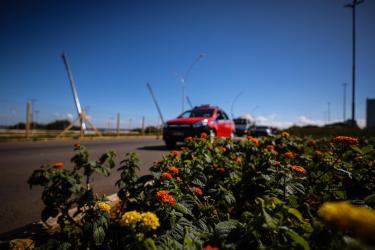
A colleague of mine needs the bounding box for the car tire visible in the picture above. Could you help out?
[165,140,176,148]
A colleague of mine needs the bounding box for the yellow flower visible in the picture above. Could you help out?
[120,211,142,227]
[141,212,160,230]
[318,201,375,241]
[97,202,111,214]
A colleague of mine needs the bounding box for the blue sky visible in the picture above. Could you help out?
[1,0,374,128]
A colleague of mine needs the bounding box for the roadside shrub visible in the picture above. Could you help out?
[28,134,375,249]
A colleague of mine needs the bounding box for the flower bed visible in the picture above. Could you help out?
[27,134,375,249]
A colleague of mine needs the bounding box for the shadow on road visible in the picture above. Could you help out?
[137,145,170,151]
[137,144,184,151]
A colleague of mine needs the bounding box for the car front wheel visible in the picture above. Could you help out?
[165,140,176,148]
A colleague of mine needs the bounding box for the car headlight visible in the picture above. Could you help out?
[193,119,209,128]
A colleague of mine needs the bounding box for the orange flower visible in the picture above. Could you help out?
[213,164,218,168]
[161,172,173,180]
[203,245,219,250]
[219,146,227,153]
[171,150,180,157]
[156,190,176,205]
[247,136,260,146]
[266,145,274,151]
[176,176,181,182]
[235,156,242,164]
[272,160,281,167]
[185,137,193,142]
[168,167,179,174]
[281,131,290,138]
[53,162,64,169]
[307,139,316,146]
[201,132,207,138]
[284,151,297,159]
[181,146,188,151]
[333,136,359,145]
[193,187,203,196]
[315,150,322,157]
[290,165,307,175]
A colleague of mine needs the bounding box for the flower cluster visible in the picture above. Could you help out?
[284,151,297,159]
[120,210,142,227]
[156,190,176,205]
[290,165,307,175]
[247,136,260,146]
[120,211,160,230]
[318,201,375,241]
[140,211,160,230]
[281,131,289,138]
[168,166,179,174]
[193,186,203,196]
[53,162,64,169]
[161,172,173,180]
[97,202,111,214]
[333,136,359,145]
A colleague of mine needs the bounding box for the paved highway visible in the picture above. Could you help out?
[0,137,169,234]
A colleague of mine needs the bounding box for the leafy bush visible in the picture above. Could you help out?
[28,134,375,249]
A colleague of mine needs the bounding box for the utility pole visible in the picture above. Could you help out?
[342,83,348,122]
[231,92,244,119]
[327,102,331,124]
[116,113,120,136]
[146,82,164,124]
[179,53,206,112]
[345,0,364,126]
[142,116,145,135]
[25,101,31,138]
[186,96,193,109]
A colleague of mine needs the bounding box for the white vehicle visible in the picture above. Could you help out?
[233,114,254,136]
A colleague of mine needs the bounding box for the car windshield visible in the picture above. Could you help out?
[234,119,248,125]
[178,109,214,118]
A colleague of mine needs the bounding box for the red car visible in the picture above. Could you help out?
[163,105,235,147]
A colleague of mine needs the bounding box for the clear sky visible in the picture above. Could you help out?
[1,0,374,128]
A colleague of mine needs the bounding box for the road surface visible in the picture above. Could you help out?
[0,137,170,235]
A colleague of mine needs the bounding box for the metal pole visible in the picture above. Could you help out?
[231,92,244,119]
[26,101,31,138]
[117,113,120,136]
[345,0,364,126]
[180,53,206,112]
[146,82,165,124]
[327,102,331,124]
[142,116,145,135]
[186,96,193,109]
[343,83,348,122]
[61,52,87,131]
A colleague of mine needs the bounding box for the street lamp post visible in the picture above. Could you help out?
[179,53,206,112]
[345,0,364,126]
[230,92,244,119]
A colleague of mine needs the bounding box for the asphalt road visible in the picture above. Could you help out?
[0,137,170,235]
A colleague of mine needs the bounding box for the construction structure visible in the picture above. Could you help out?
[57,52,102,138]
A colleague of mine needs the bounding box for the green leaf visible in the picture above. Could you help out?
[364,194,375,205]
[174,202,193,217]
[57,242,72,250]
[93,225,106,246]
[288,208,304,223]
[282,228,310,250]
[262,208,277,229]
[94,166,110,176]
[143,238,157,250]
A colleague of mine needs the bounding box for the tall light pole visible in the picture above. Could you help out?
[230,92,244,119]
[342,82,348,122]
[345,0,364,126]
[179,53,206,112]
